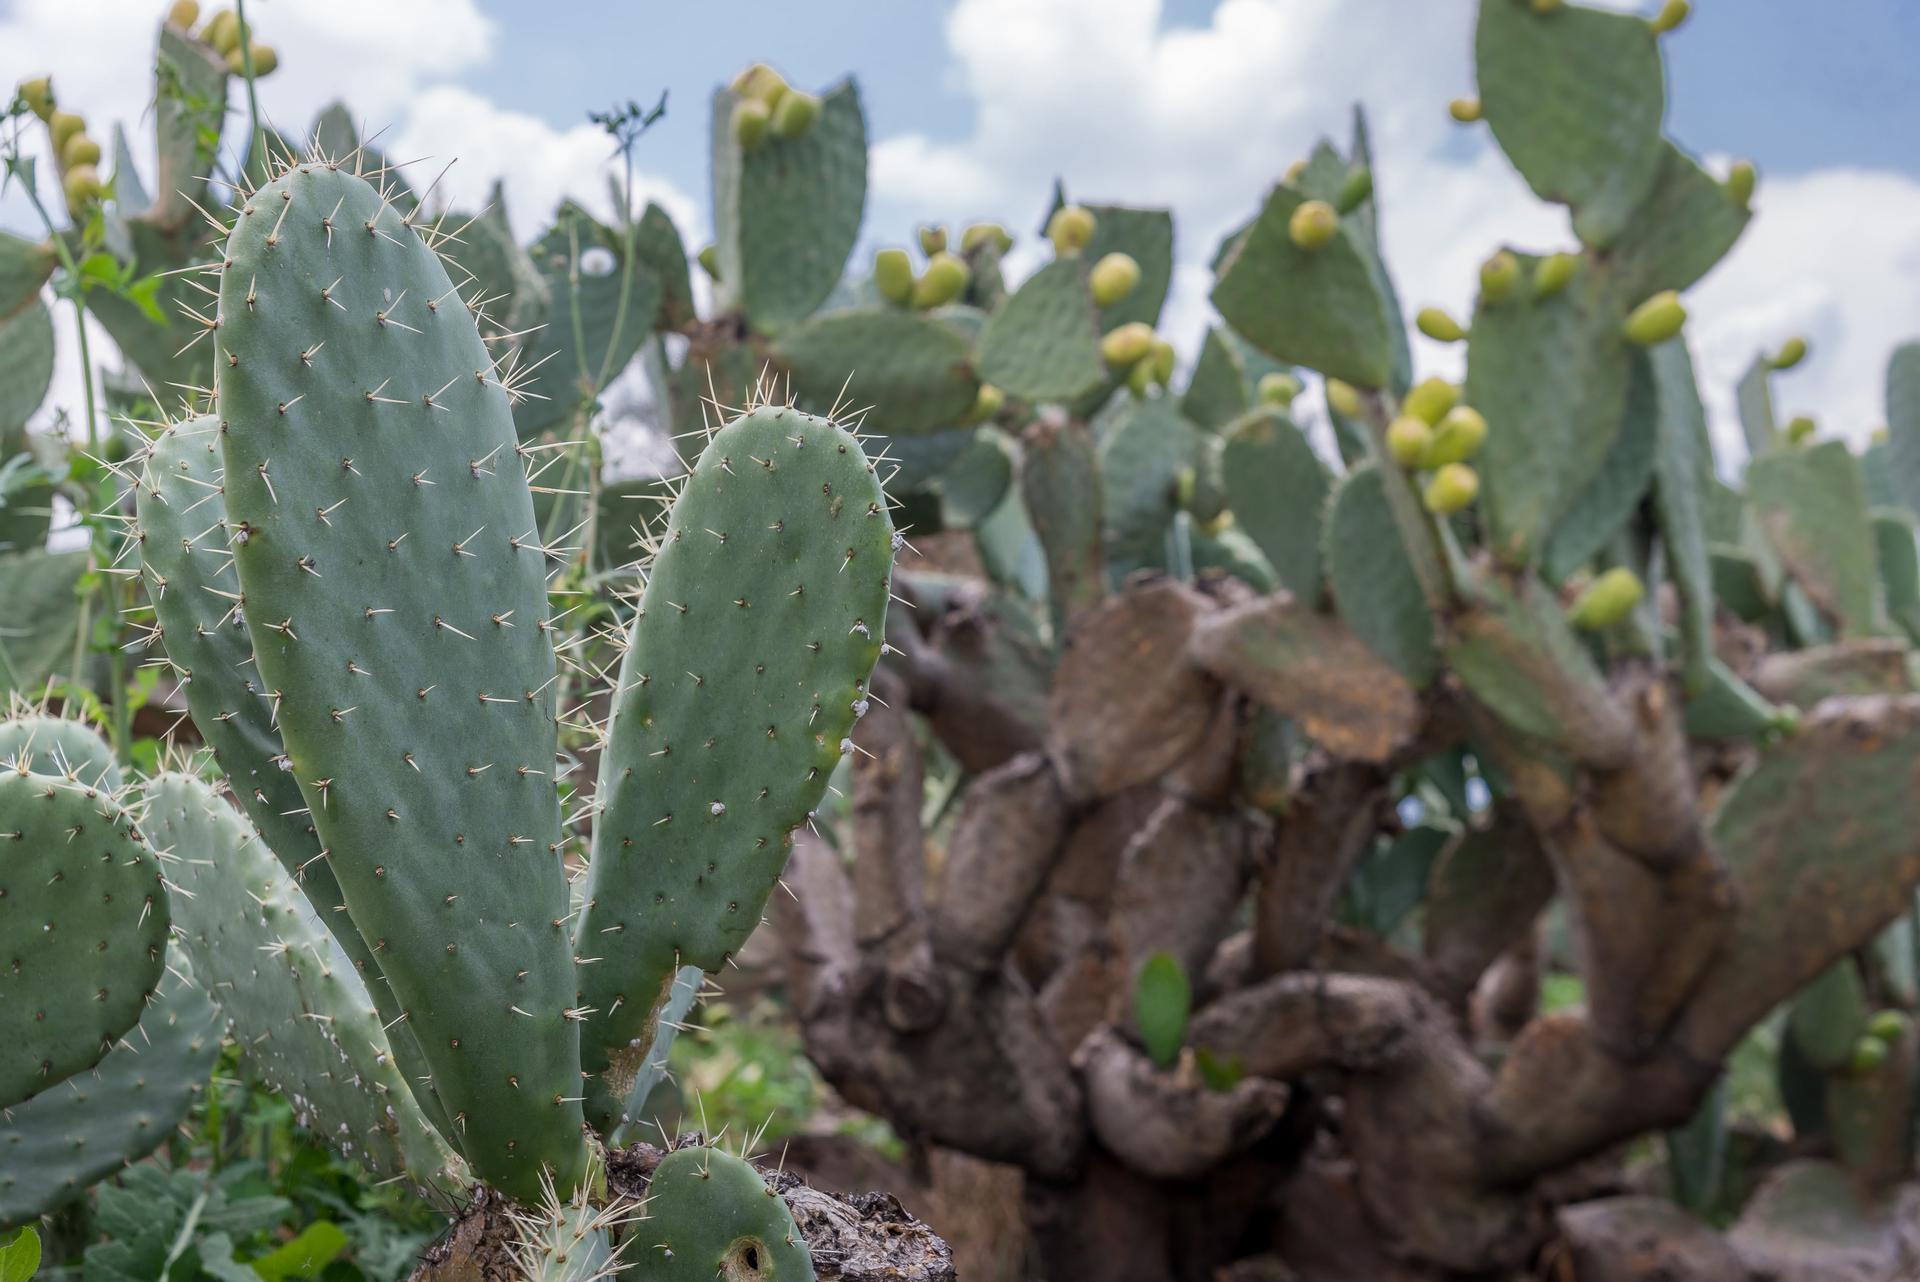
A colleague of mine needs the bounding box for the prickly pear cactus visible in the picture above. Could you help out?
[636,1146,814,1282]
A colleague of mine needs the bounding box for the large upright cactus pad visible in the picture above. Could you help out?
[212,161,583,1199]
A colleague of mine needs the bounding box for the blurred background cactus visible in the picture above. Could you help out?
[5,0,1920,1279]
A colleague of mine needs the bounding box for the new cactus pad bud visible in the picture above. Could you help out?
[1532,251,1579,300]
[1335,166,1373,213]
[1649,0,1691,34]
[1771,336,1809,371]
[16,77,52,122]
[1048,205,1097,255]
[1287,199,1338,251]
[961,222,1012,254]
[873,247,914,306]
[918,224,948,256]
[1784,415,1816,443]
[912,251,969,309]
[1480,250,1520,303]
[61,133,100,169]
[1416,307,1466,343]
[1401,376,1458,427]
[968,383,1005,424]
[1850,1035,1889,1075]
[1623,290,1687,346]
[770,89,820,140]
[1448,96,1482,123]
[1423,463,1479,515]
[1567,567,1645,631]
[1090,252,1142,306]
[167,0,200,27]
[697,243,720,279]
[1149,338,1176,385]
[1867,1010,1909,1042]
[1101,322,1155,368]
[62,164,103,214]
[1326,378,1362,419]
[1423,405,1488,468]
[1387,416,1433,469]
[732,98,771,150]
[204,10,240,54]
[1257,371,1301,406]
[49,110,84,156]
[1726,160,1758,208]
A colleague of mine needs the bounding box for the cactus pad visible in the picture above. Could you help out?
[1608,142,1751,298]
[1323,462,1439,685]
[638,1145,815,1282]
[1539,353,1657,582]
[0,712,119,790]
[0,232,56,324]
[1646,342,1716,689]
[974,259,1106,404]
[1885,343,1920,516]
[773,306,980,434]
[1220,407,1329,600]
[1078,202,1174,332]
[0,299,54,429]
[1745,441,1878,638]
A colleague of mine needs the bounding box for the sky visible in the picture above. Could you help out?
[3,0,1919,466]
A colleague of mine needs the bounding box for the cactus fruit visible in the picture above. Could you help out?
[1150,338,1177,385]
[1785,415,1816,444]
[62,165,103,215]
[912,251,969,309]
[918,224,948,257]
[771,90,821,140]
[1402,376,1458,427]
[1283,159,1309,184]
[961,222,1013,254]
[1449,96,1483,123]
[1567,567,1645,631]
[1530,0,1563,12]
[1867,1010,1908,1043]
[1650,0,1691,35]
[730,62,789,108]
[1326,378,1363,419]
[1126,354,1157,398]
[1480,250,1520,303]
[167,0,200,27]
[1102,322,1156,369]
[1336,166,1374,214]
[1286,199,1338,251]
[48,110,84,155]
[1416,307,1467,343]
[1090,252,1143,307]
[1849,1035,1889,1075]
[1388,416,1434,469]
[1532,251,1580,300]
[1257,371,1302,406]
[204,10,240,54]
[1423,462,1480,515]
[698,243,720,279]
[873,247,913,306]
[229,42,278,76]
[968,382,1006,423]
[1048,204,1097,255]
[60,132,100,169]
[1726,160,1758,208]
[16,77,52,122]
[1772,336,1809,371]
[733,98,772,151]
[639,1146,814,1281]
[1423,405,1488,468]
[1624,289,1687,345]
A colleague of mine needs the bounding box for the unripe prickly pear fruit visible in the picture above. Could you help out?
[731,62,788,108]
[771,89,820,139]
[1423,405,1487,468]
[1649,0,1690,34]
[1048,204,1097,255]
[1326,378,1362,419]
[1867,1010,1909,1043]
[1771,336,1809,370]
[63,163,103,215]
[1533,251,1579,300]
[1423,463,1479,515]
[1149,338,1176,385]
[1336,166,1373,214]
[1402,376,1457,427]
[912,251,969,309]
[61,132,100,168]
[1480,250,1520,303]
[1127,355,1157,398]
[1623,290,1687,346]
[1726,160,1757,208]
[1284,159,1308,184]
[1416,306,1466,343]
[17,77,53,122]
[919,224,947,256]
[1101,321,1155,368]
[204,10,240,54]
[1567,567,1644,631]
[168,0,200,27]
[1257,371,1301,406]
[697,243,720,279]
[967,383,1005,424]
[961,222,1012,255]
[732,98,771,150]
[227,42,276,75]
[1850,1034,1889,1075]
[1387,415,1433,469]
[1784,415,1815,443]
[1531,0,1563,12]
[1449,96,1482,123]
[1288,199,1338,251]
[49,110,85,156]
[1090,252,1141,306]
[873,247,913,306]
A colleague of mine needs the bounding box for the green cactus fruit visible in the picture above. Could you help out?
[1772,336,1809,371]
[1101,321,1156,369]
[730,63,788,108]
[872,247,913,306]
[48,110,84,155]
[1047,204,1097,255]
[1784,415,1816,444]
[1090,252,1142,307]
[1422,463,1479,516]
[1480,250,1520,303]
[911,251,969,309]
[572,405,890,1135]
[1567,567,1645,631]
[1283,159,1308,184]
[698,243,720,279]
[1867,1010,1909,1043]
[1532,251,1580,300]
[1286,199,1338,251]
[1149,338,1176,385]
[60,132,99,169]
[16,77,52,122]
[1422,405,1488,468]
[1335,166,1374,214]
[1257,371,1301,406]
[1849,1035,1889,1075]
[1623,289,1687,346]
[1726,160,1758,208]
[0,714,119,790]
[918,224,947,257]
[1448,96,1482,123]
[1401,375,1458,427]
[770,90,821,141]
[228,42,277,76]
[62,165,102,215]
[1326,378,1363,419]
[1387,416,1432,470]
[967,382,1005,424]
[961,222,1012,254]
[1649,0,1691,35]
[204,10,240,54]
[213,161,584,1200]
[1126,355,1156,398]
[732,98,771,151]
[167,0,200,27]
[1416,306,1466,343]
[0,768,168,1111]
[639,1146,814,1281]
[1530,0,1563,12]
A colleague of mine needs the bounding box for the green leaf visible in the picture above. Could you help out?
[1134,952,1191,1070]
[0,1228,40,1282]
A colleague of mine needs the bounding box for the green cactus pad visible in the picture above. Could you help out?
[0,549,87,699]
[440,196,550,349]
[213,161,584,1199]
[150,22,231,233]
[1787,961,1870,1072]
[148,773,465,1189]
[936,428,1014,529]
[1324,462,1439,686]
[712,80,867,335]
[1210,184,1393,389]
[773,306,980,435]
[1734,354,1778,458]
[1181,327,1254,433]
[0,768,167,1110]
[607,963,703,1148]
[1446,572,1621,756]
[0,948,220,1229]
[1872,509,1920,641]
[1608,143,1751,298]
[1220,407,1330,600]
[974,259,1106,404]
[1466,249,1630,564]
[1021,419,1106,641]
[0,232,56,325]
[1540,353,1657,583]
[1189,524,1278,592]
[0,299,54,429]
[1745,441,1878,638]
[1683,656,1789,741]
[1646,342,1717,690]
[1474,0,1665,248]
[573,405,890,1133]
[1708,545,1771,624]
[1079,203,1174,332]
[632,202,696,331]
[0,713,118,790]
[638,1145,814,1281]
[1886,343,1920,516]
[1099,397,1204,578]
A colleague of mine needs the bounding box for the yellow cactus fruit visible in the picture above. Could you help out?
[1387,416,1433,469]
[1480,250,1520,304]
[1401,376,1458,427]
[968,383,1005,424]
[1623,290,1687,346]
[168,0,200,27]
[731,63,789,109]
[63,163,104,216]
[960,223,1012,255]
[1423,463,1480,516]
[1567,567,1645,631]
[1784,415,1816,444]
[912,251,970,309]
[1771,336,1809,371]
[1532,251,1580,300]
[873,248,914,307]
[1047,204,1097,255]
[1326,378,1363,419]
[1849,1035,1889,1075]
[697,244,720,280]
[918,224,947,257]
[770,90,820,140]
[204,10,241,54]
[61,133,100,169]
[16,77,53,122]
[1283,159,1308,184]
[1257,371,1302,406]
[1726,160,1758,208]
[49,110,85,156]
[1416,306,1467,343]
[1867,1010,1909,1043]
[1423,405,1488,468]
[229,42,277,76]
[1448,96,1482,124]
[1288,199,1338,251]
[1126,355,1157,398]
[1649,0,1691,35]
[732,98,771,151]
[1089,252,1142,307]
[1531,0,1564,12]
[1100,322,1156,369]
[1149,339,1176,386]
